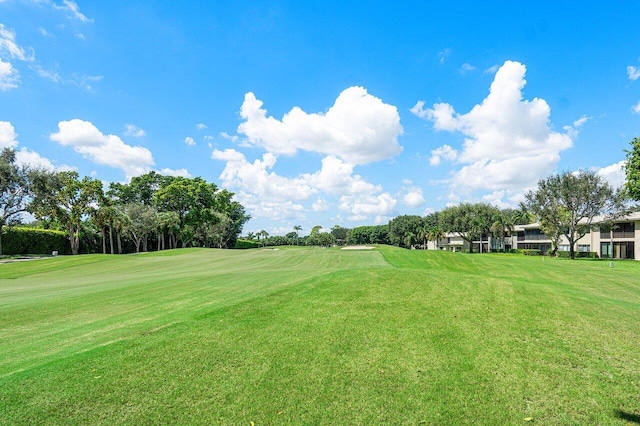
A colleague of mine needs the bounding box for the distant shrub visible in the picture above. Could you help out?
[522,249,542,256]
[234,239,261,249]
[557,251,598,259]
[2,227,71,255]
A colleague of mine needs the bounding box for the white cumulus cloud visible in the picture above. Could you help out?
[184,136,196,146]
[158,167,191,178]
[211,148,397,222]
[633,101,640,114]
[50,119,155,178]
[627,65,640,81]
[429,144,458,166]
[403,186,426,208]
[0,121,18,148]
[595,160,626,189]
[412,60,573,202]
[0,121,71,171]
[237,86,403,165]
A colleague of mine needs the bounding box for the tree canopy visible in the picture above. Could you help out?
[524,170,620,259]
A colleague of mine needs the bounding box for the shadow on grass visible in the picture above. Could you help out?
[615,410,640,423]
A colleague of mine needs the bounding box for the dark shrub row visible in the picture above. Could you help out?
[2,227,71,255]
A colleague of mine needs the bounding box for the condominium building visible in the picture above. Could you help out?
[425,212,640,260]
[513,212,640,260]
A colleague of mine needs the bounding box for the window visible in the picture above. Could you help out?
[558,245,570,252]
[613,222,635,239]
[578,245,590,252]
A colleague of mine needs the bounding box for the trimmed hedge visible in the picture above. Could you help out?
[233,239,261,249]
[522,249,542,256]
[1,227,71,255]
[556,251,598,259]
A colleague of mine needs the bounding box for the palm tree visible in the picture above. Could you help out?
[491,211,515,252]
[404,232,415,249]
[259,229,269,246]
[470,216,489,253]
[418,224,429,249]
[427,227,446,250]
[293,225,302,245]
[92,206,111,254]
[514,203,534,225]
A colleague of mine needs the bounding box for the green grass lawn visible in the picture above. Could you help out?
[0,246,639,425]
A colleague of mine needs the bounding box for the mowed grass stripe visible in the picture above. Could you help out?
[0,246,639,424]
[0,248,389,377]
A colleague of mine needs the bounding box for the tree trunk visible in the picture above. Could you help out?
[0,224,4,256]
[69,224,79,255]
[142,238,148,252]
[569,242,575,260]
[109,226,114,254]
[117,232,122,254]
[101,227,107,254]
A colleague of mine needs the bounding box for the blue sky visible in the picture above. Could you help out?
[1,1,639,235]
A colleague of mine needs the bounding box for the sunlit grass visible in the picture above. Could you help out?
[0,247,638,424]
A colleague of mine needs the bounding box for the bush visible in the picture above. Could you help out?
[234,239,261,249]
[522,249,542,256]
[2,227,71,255]
[557,251,598,259]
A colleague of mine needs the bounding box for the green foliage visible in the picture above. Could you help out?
[522,249,542,256]
[439,203,500,252]
[624,136,640,201]
[388,215,423,247]
[233,239,261,249]
[306,231,335,247]
[0,148,31,255]
[330,225,349,244]
[525,170,617,259]
[556,251,598,259]
[28,170,103,255]
[346,225,389,245]
[2,227,71,255]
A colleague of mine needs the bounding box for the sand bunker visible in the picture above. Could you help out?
[341,245,375,250]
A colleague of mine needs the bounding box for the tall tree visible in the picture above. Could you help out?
[155,177,218,247]
[107,171,171,206]
[417,224,428,249]
[0,148,31,255]
[122,203,157,253]
[439,203,499,253]
[427,227,446,249]
[330,225,349,245]
[624,136,640,201]
[29,171,102,255]
[404,232,416,249]
[293,225,302,245]
[388,215,424,247]
[525,170,619,259]
[490,210,515,252]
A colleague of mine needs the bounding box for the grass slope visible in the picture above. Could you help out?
[0,247,639,425]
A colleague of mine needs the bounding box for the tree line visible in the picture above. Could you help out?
[0,148,250,255]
